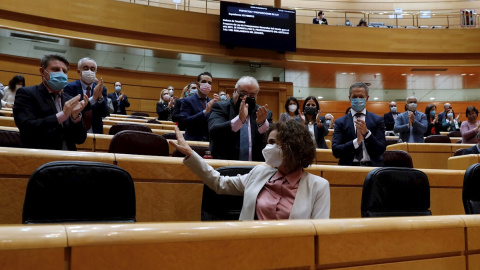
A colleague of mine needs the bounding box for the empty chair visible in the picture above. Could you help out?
[131,112,150,117]
[0,129,21,147]
[463,163,480,214]
[454,148,467,156]
[22,161,136,224]
[361,167,431,217]
[201,166,254,221]
[162,132,179,140]
[109,130,169,156]
[424,135,451,143]
[447,131,462,138]
[172,145,209,158]
[383,150,413,168]
[109,123,152,135]
[386,138,399,146]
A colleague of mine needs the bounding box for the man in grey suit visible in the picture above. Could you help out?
[394,96,428,143]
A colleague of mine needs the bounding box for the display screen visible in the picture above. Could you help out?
[220,1,296,52]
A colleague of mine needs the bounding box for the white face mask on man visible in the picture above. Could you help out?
[262,144,283,168]
[81,70,96,84]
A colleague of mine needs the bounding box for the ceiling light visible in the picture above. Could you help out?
[435,74,440,76]
[401,74,407,76]
[375,73,381,76]
[318,96,323,99]
[373,97,379,100]
[341,72,347,75]
[461,73,467,76]
[430,97,436,100]
[470,74,475,76]
[350,72,355,75]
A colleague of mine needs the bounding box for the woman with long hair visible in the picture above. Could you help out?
[156,89,174,121]
[300,96,329,149]
[279,97,301,122]
[424,104,441,136]
[2,75,25,108]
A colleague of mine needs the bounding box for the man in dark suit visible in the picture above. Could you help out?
[313,11,328,25]
[108,81,130,115]
[332,82,386,166]
[180,72,219,141]
[209,76,273,162]
[64,57,108,134]
[383,101,399,131]
[463,131,480,155]
[13,54,88,151]
[394,96,428,143]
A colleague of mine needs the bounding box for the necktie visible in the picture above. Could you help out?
[53,93,62,113]
[354,113,364,161]
[200,98,206,109]
[83,86,92,131]
[239,118,249,161]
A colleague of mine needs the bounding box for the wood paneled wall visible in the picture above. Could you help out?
[0,0,480,66]
[0,54,291,121]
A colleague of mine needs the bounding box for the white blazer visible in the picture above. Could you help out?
[184,152,330,220]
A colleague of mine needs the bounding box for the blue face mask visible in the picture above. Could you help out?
[351,98,366,112]
[391,107,397,113]
[44,70,68,92]
[189,89,198,96]
[430,110,436,117]
[447,113,454,118]
[115,86,121,92]
[220,95,227,101]
[325,120,331,126]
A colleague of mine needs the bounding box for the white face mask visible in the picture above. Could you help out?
[262,144,283,168]
[288,104,297,112]
[81,70,96,84]
[408,103,417,112]
[163,94,171,102]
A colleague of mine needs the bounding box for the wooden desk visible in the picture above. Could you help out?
[103,120,176,130]
[448,154,480,170]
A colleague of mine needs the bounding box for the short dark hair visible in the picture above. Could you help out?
[318,11,323,16]
[40,54,69,71]
[266,120,316,169]
[466,106,478,116]
[302,96,320,113]
[284,97,299,115]
[197,72,212,83]
[349,82,369,96]
[8,75,25,90]
[425,104,437,121]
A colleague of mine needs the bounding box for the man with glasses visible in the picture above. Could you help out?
[313,11,328,25]
[208,76,273,161]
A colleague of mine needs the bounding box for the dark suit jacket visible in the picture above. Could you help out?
[424,118,442,136]
[171,98,185,130]
[305,116,329,149]
[208,99,273,162]
[463,145,480,155]
[13,83,87,150]
[107,92,130,115]
[313,18,328,25]
[180,94,212,141]
[332,111,386,166]
[438,111,446,125]
[383,112,398,131]
[64,80,108,134]
[156,102,171,121]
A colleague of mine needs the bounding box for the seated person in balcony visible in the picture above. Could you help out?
[313,11,328,25]
[345,19,352,26]
[170,120,330,220]
[463,131,480,155]
[442,108,461,132]
[208,76,273,161]
[108,81,130,115]
[394,96,427,143]
[13,54,88,151]
[332,82,386,166]
[358,18,368,27]
[157,89,174,121]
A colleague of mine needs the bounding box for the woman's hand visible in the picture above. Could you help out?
[316,109,323,127]
[299,110,305,124]
[168,126,194,158]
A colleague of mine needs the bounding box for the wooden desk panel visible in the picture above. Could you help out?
[448,154,480,170]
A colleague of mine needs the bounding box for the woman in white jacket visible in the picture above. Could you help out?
[170,119,330,220]
[2,75,25,109]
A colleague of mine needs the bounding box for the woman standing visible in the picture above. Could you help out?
[2,75,25,108]
[301,96,329,149]
[461,106,480,144]
[424,104,441,136]
[156,89,174,121]
[442,108,461,132]
[279,97,301,122]
[170,120,330,220]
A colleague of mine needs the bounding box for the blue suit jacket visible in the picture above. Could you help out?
[394,111,428,143]
[107,92,130,115]
[180,94,211,141]
[332,111,386,166]
[64,80,108,134]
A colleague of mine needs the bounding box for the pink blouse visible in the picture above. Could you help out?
[460,121,480,144]
[255,167,303,220]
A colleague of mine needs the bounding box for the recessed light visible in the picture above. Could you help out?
[470,74,475,76]
[401,74,407,76]
[435,74,440,76]
[341,72,347,75]
[410,74,414,76]
[318,96,323,99]
[373,97,379,100]
[430,97,436,100]
[461,74,467,76]
[375,73,381,76]
[350,72,355,75]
